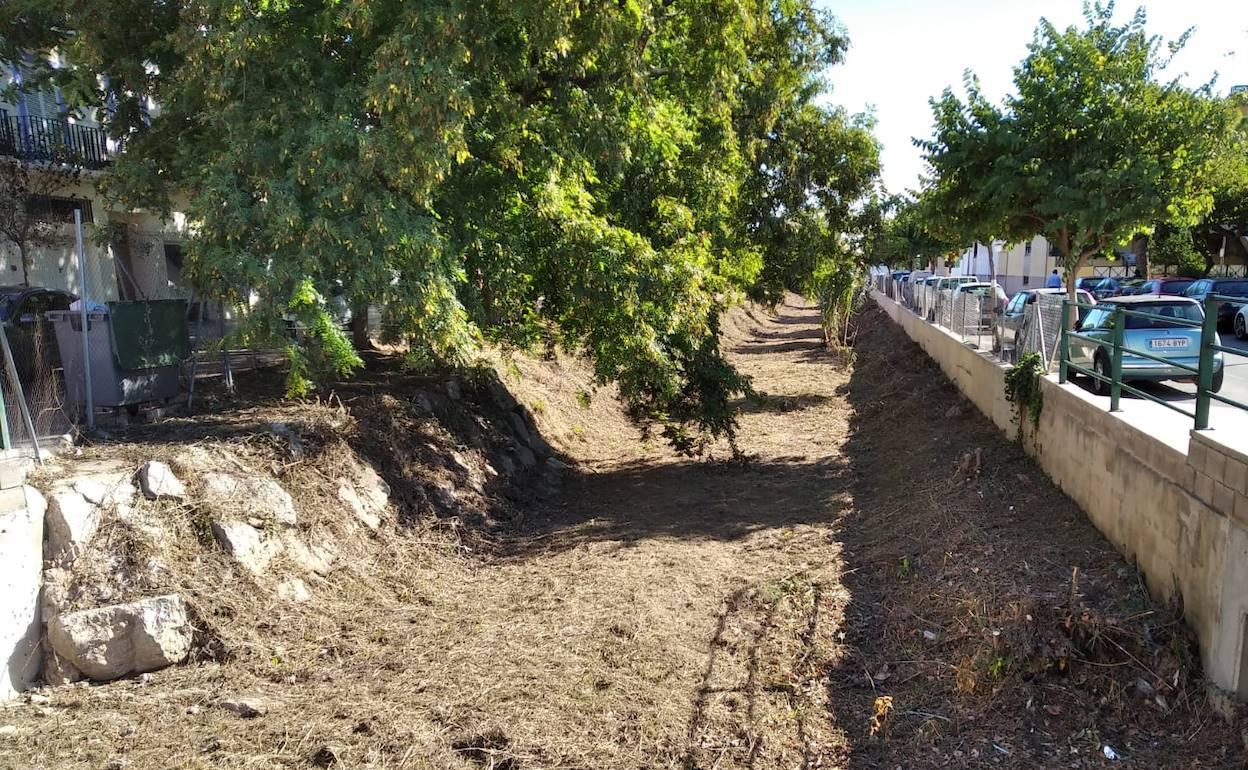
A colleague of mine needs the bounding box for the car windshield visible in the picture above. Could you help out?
[1088,302,1202,329]
[1078,278,1111,290]
[0,295,12,321]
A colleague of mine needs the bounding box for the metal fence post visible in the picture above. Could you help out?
[1058,300,1070,384]
[1110,306,1124,412]
[1195,296,1218,430]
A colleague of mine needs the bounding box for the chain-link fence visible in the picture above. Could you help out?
[0,319,75,452]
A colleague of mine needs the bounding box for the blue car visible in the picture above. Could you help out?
[1070,296,1224,395]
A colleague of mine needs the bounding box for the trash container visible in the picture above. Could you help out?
[48,300,188,410]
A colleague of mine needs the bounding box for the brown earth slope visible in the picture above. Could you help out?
[1,296,1242,769]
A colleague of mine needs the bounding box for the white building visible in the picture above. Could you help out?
[951,236,1061,295]
[1,60,189,303]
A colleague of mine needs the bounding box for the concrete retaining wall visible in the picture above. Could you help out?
[871,289,1248,696]
[0,486,45,700]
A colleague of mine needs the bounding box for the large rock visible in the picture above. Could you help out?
[281,533,335,575]
[0,487,44,700]
[45,489,101,562]
[73,475,135,508]
[204,474,296,527]
[47,595,192,681]
[336,482,380,531]
[211,520,282,575]
[138,461,187,501]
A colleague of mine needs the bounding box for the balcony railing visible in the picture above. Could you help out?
[0,110,112,170]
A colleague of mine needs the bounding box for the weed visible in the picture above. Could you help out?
[1004,352,1044,429]
[576,389,592,408]
[897,556,912,579]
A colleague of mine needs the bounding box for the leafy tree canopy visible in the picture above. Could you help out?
[918,2,1236,297]
[1,0,879,451]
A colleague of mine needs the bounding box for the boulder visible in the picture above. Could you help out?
[45,489,101,562]
[138,462,187,501]
[336,482,380,531]
[357,466,389,512]
[281,534,335,575]
[73,475,135,508]
[47,595,193,681]
[211,520,281,575]
[508,413,532,446]
[429,481,458,512]
[514,445,537,469]
[203,473,296,527]
[41,651,81,686]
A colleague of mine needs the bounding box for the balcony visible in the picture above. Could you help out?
[0,110,112,170]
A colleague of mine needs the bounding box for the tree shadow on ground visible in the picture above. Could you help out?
[495,454,851,560]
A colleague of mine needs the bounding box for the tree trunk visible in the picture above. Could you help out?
[17,243,29,287]
[351,301,374,351]
[986,240,997,297]
[1131,232,1149,279]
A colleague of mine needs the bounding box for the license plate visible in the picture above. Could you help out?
[1149,338,1188,349]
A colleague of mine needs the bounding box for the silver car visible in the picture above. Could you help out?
[1069,296,1224,395]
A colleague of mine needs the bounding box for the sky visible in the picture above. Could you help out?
[822,0,1248,195]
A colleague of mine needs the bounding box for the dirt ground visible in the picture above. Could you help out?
[2,296,1244,769]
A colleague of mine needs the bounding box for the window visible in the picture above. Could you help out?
[1215,281,1248,298]
[1124,302,1202,329]
[26,195,92,224]
[1082,307,1113,330]
[1024,242,1033,257]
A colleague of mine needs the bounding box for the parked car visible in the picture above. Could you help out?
[1124,277,1197,297]
[993,288,1095,361]
[1181,278,1248,330]
[1069,296,1223,395]
[1075,276,1122,300]
[953,282,1008,311]
[936,276,979,292]
[1233,304,1248,340]
[928,276,979,319]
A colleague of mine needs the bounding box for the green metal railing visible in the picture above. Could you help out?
[1058,294,1248,430]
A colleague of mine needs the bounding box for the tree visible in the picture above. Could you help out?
[1148,225,1205,277]
[0,159,82,286]
[919,4,1235,305]
[2,0,879,452]
[866,194,958,270]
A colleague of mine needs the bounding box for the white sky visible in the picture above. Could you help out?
[822,0,1248,194]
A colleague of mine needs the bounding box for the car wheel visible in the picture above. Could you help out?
[1212,366,1225,394]
[1236,314,1247,341]
[1092,354,1112,397]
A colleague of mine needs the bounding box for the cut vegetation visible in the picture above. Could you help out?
[0,297,1242,769]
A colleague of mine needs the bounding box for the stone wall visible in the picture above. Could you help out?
[871,288,1248,697]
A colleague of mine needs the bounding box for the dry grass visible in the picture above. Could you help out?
[0,296,1242,770]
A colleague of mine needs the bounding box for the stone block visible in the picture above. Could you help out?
[45,489,100,562]
[1213,481,1235,518]
[1204,448,1228,485]
[47,595,192,681]
[138,461,187,501]
[1195,472,1216,507]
